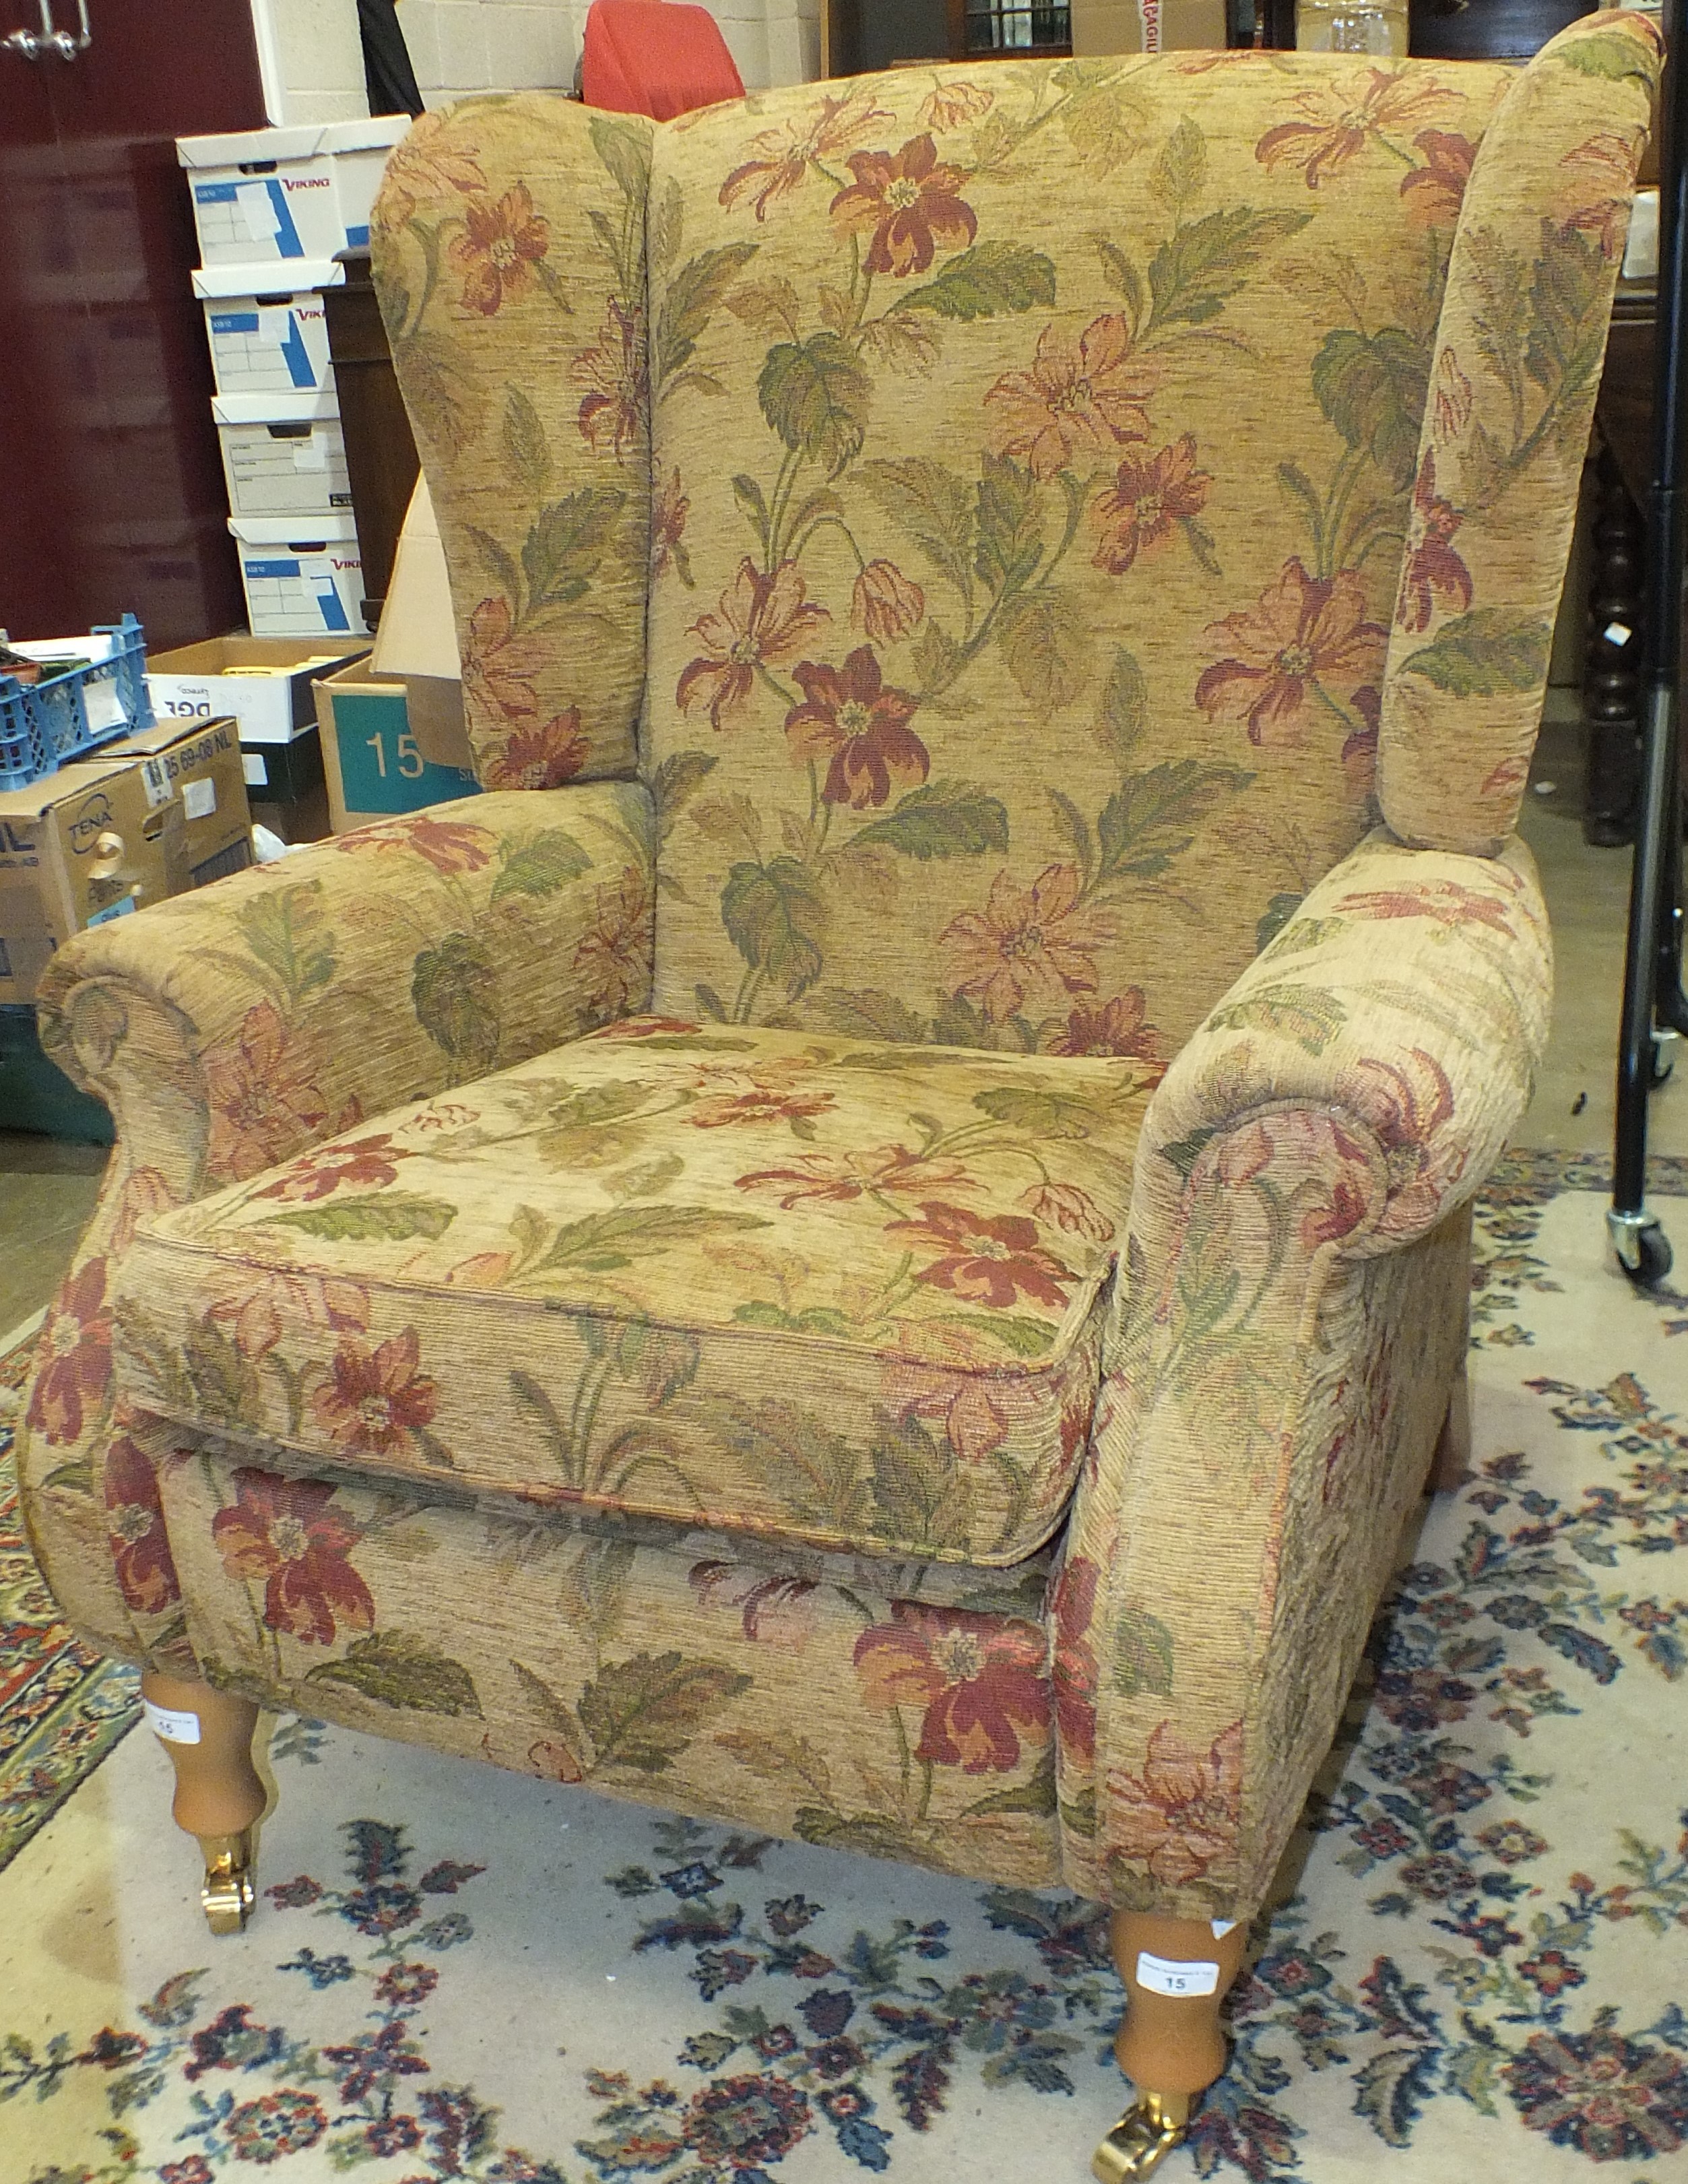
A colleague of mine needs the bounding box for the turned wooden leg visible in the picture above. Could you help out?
[1428,1353,1472,1495]
[1093,1912,1247,2181]
[1583,442,1644,848]
[141,1669,265,1935]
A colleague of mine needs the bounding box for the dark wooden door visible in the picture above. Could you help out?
[0,0,267,645]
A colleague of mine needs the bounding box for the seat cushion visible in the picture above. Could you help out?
[111,1021,1154,1564]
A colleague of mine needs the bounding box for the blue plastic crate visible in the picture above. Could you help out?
[0,614,153,790]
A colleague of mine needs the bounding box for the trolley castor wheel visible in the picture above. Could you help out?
[1610,1209,1673,1288]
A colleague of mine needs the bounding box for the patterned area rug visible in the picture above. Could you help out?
[1,1160,1685,2183]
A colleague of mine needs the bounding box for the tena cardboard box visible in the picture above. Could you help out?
[1070,0,1227,53]
[315,661,479,834]
[148,635,368,746]
[0,721,253,1005]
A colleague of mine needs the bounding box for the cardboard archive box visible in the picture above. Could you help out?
[315,662,479,834]
[1069,0,1228,52]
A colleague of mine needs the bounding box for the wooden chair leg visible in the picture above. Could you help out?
[1093,1911,1246,2182]
[1428,1353,1472,1496]
[141,1668,265,1935]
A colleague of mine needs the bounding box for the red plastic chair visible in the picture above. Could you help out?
[580,0,745,121]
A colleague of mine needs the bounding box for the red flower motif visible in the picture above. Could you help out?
[853,1605,1050,1773]
[27,1258,113,1445]
[1049,1555,1099,1763]
[886,1200,1074,1312]
[253,1132,412,1204]
[207,1271,369,1364]
[829,134,977,278]
[361,815,496,878]
[1020,1181,1115,1246]
[1108,1719,1243,1887]
[1091,437,1212,575]
[1431,346,1472,447]
[690,1562,819,1646]
[720,86,893,221]
[1049,990,1161,1068]
[1559,132,1644,262]
[736,1141,975,1209]
[573,299,645,459]
[941,863,1113,1025]
[450,183,550,315]
[851,558,924,644]
[985,314,1156,482]
[1400,130,1476,228]
[784,647,929,810]
[919,78,994,132]
[690,1065,836,1130]
[1333,876,1519,936]
[678,558,830,730]
[380,110,487,226]
[1343,684,1382,770]
[572,864,652,1019]
[1256,68,1458,190]
[651,468,692,585]
[104,1434,181,1614]
[1196,558,1386,746]
[483,709,588,790]
[309,1328,439,1465]
[212,1469,375,1646]
[1301,1173,1369,1248]
[1396,453,1472,633]
[1336,1048,1462,1238]
[461,596,544,722]
[202,1002,330,1185]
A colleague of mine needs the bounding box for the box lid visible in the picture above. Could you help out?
[228,511,359,546]
[193,260,345,300]
[177,115,408,168]
[212,387,341,427]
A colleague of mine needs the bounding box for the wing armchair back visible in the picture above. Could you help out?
[16,18,1658,2175]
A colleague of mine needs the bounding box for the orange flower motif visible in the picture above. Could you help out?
[886,1200,1074,1312]
[678,558,830,730]
[310,1328,439,1465]
[919,77,994,131]
[461,596,544,721]
[784,647,929,810]
[719,87,893,222]
[737,1141,976,1210]
[1091,436,1211,576]
[342,814,495,878]
[1395,452,1472,633]
[1049,991,1161,1070]
[380,110,488,226]
[27,1258,112,1446]
[690,1064,836,1130]
[252,1132,412,1205]
[450,183,550,315]
[573,864,653,1019]
[829,134,977,278]
[202,1001,331,1184]
[985,314,1155,482]
[851,558,924,644]
[573,299,645,459]
[853,1605,1050,1773]
[1256,68,1460,190]
[483,710,589,790]
[1020,1180,1115,1246]
[941,863,1113,1024]
[1108,1719,1243,1886]
[1400,130,1476,229]
[212,1468,375,1646]
[651,468,692,585]
[104,1434,182,1615]
[1196,557,1386,746]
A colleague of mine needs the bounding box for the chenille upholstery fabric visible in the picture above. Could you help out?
[16,15,1657,1923]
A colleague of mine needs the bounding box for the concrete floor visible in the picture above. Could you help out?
[0,711,1682,1337]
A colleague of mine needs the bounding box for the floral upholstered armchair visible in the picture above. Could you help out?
[18,17,1658,2176]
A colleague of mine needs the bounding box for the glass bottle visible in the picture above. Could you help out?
[1295,0,1408,56]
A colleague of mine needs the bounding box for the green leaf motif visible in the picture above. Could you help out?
[1311,325,1427,490]
[258,1192,458,1244]
[1147,206,1312,331]
[849,780,1010,861]
[652,750,718,841]
[1062,77,1153,174]
[501,385,550,497]
[964,1747,1056,1819]
[757,332,872,479]
[973,1084,1105,1138]
[859,456,977,599]
[1526,216,1607,402]
[975,453,1043,593]
[490,829,593,904]
[465,523,523,615]
[1557,30,1656,84]
[521,486,626,613]
[896,242,1056,323]
[1095,647,1148,768]
[868,1413,974,1555]
[1093,236,1146,330]
[1150,115,1207,212]
[578,1650,752,1774]
[1097,761,1254,882]
[715,1727,833,1805]
[590,113,651,205]
[1114,1604,1175,1697]
[656,242,758,385]
[812,987,930,1042]
[236,882,335,1013]
[930,1310,1054,1357]
[306,1633,482,1717]
[537,1205,771,1275]
[1208,980,1349,1055]
[412,932,500,1073]
[1256,891,1305,954]
[734,1299,857,1339]
[1402,610,1551,695]
[721,856,826,996]
[998,587,1091,711]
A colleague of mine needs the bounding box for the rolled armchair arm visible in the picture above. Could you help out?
[36,783,655,1203]
[1056,830,1549,1919]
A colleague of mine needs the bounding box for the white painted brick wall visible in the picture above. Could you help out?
[255,0,822,121]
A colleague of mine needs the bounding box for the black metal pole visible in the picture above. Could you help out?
[1612,0,1687,1283]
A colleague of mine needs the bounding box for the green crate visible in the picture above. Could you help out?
[0,1005,113,1143]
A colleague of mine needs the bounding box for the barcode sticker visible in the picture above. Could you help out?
[1135,1952,1219,1999]
[182,778,218,821]
[141,757,172,809]
[143,1700,201,1745]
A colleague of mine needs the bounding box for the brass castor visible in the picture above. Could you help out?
[199,1830,257,1935]
[1093,2090,1192,2181]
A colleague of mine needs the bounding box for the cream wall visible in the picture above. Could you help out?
[253,0,822,124]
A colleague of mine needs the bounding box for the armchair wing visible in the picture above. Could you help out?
[19,781,653,1659]
[1058,829,1552,1918]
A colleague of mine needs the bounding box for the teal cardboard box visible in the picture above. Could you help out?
[314,662,480,830]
